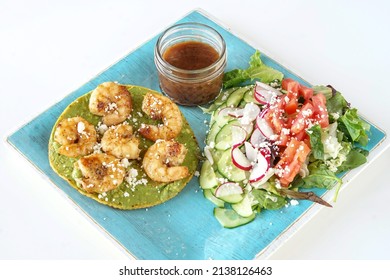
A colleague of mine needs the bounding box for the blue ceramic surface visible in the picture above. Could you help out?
[7,10,386,260]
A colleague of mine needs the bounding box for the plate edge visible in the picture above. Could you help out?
[5,8,389,260]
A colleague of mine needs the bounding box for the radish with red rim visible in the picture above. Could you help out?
[244,142,258,163]
[228,108,244,118]
[231,146,252,171]
[254,81,281,105]
[231,125,247,147]
[218,107,241,118]
[256,114,275,139]
[250,128,267,147]
[250,168,275,188]
[249,152,270,183]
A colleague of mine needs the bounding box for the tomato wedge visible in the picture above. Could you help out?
[298,85,313,101]
[311,93,329,128]
[265,108,283,134]
[282,78,299,94]
[284,93,298,114]
[290,103,314,135]
[275,138,311,187]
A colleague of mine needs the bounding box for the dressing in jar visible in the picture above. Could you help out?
[154,22,227,106]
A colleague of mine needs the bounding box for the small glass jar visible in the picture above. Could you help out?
[154,22,227,106]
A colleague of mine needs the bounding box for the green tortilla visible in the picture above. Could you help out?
[48,85,200,209]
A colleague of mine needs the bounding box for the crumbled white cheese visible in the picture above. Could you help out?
[120,158,131,168]
[290,199,299,206]
[93,143,102,154]
[331,112,340,120]
[77,122,85,134]
[96,122,108,134]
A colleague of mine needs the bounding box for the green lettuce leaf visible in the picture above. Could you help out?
[337,148,368,173]
[338,108,370,146]
[251,189,286,210]
[308,125,325,160]
[223,50,284,88]
[326,92,348,118]
[313,85,333,100]
[295,162,342,190]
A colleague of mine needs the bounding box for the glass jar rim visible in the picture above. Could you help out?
[155,22,227,75]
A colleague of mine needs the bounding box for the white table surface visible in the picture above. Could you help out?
[1,0,389,260]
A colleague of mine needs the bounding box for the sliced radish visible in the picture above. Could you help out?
[218,107,240,117]
[240,122,254,137]
[255,81,281,94]
[254,91,268,105]
[228,108,244,118]
[239,103,260,125]
[256,114,275,139]
[231,146,252,171]
[231,125,247,147]
[250,168,275,188]
[255,89,276,105]
[204,146,214,165]
[249,152,270,183]
[215,182,243,197]
[250,128,267,147]
[254,81,281,105]
[244,142,258,163]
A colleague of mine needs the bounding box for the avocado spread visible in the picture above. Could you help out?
[48,85,200,209]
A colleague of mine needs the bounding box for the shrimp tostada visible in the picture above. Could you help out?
[48,82,200,209]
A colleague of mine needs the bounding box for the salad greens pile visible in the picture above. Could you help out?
[223,50,283,88]
[199,51,370,228]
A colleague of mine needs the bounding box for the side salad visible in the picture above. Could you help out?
[199,51,370,228]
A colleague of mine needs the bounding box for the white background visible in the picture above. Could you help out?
[1,0,389,260]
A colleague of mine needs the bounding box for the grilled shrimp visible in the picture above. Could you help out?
[74,153,126,194]
[139,93,183,141]
[101,123,141,159]
[142,140,189,183]
[89,82,132,126]
[54,116,97,157]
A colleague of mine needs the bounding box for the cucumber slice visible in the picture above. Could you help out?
[238,99,247,108]
[215,182,243,203]
[211,150,224,163]
[206,122,221,146]
[232,194,254,217]
[210,102,233,127]
[217,149,248,182]
[214,208,256,228]
[243,87,259,104]
[201,88,235,114]
[226,87,249,107]
[199,160,218,190]
[210,102,227,126]
[201,88,234,114]
[203,189,225,207]
[214,120,240,150]
[218,194,243,203]
[215,87,238,105]
[214,113,233,128]
[214,171,226,184]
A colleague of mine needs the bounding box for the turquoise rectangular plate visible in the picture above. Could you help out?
[7,10,386,260]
